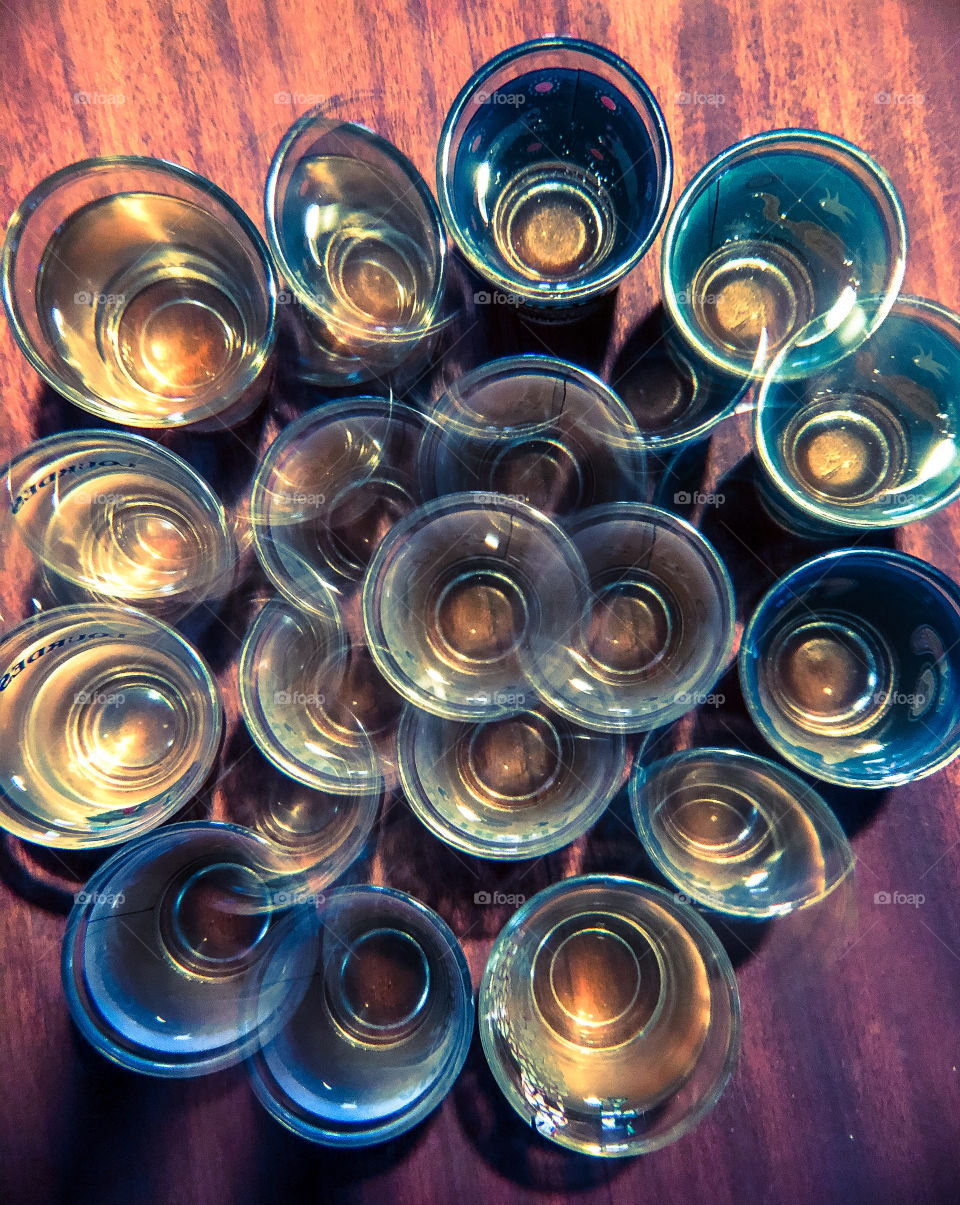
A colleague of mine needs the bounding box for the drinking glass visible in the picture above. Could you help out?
[2,156,276,429]
[740,548,960,786]
[479,874,740,1155]
[437,37,672,318]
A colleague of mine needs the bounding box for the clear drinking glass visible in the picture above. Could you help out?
[265,110,448,384]
[248,884,474,1145]
[630,746,854,917]
[479,874,740,1155]
[0,604,222,847]
[419,354,645,512]
[661,129,906,382]
[238,597,382,793]
[2,156,276,429]
[740,548,960,787]
[437,37,672,318]
[250,397,432,609]
[4,429,237,620]
[754,295,960,533]
[527,502,735,731]
[362,492,589,721]
[62,821,319,1076]
[397,702,625,858]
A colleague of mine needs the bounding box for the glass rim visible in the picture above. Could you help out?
[264,108,449,333]
[1,154,278,428]
[361,489,590,722]
[629,744,854,917]
[531,501,737,732]
[4,427,235,592]
[0,603,222,848]
[436,35,673,305]
[250,394,429,609]
[754,293,960,529]
[660,127,908,379]
[739,546,960,786]
[248,881,475,1146]
[478,871,742,1156]
[397,702,626,859]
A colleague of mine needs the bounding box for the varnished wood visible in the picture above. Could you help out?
[2,2,960,1203]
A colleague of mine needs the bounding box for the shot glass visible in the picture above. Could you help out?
[265,110,447,385]
[4,430,237,620]
[630,747,854,917]
[62,821,319,1076]
[249,885,474,1146]
[661,130,906,382]
[740,548,960,787]
[214,743,381,903]
[437,37,671,318]
[754,295,960,533]
[419,355,645,513]
[250,397,431,609]
[239,597,384,793]
[527,503,735,732]
[362,493,589,721]
[2,157,276,429]
[398,702,625,859]
[0,604,222,848]
[479,875,740,1156]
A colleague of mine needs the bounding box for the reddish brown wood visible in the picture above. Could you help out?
[2,2,960,1203]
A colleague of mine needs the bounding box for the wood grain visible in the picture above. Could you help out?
[2,2,960,1203]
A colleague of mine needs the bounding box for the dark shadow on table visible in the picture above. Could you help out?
[0,833,113,913]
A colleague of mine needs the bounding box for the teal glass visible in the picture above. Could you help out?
[740,549,960,787]
[630,747,854,918]
[62,821,319,1077]
[662,129,906,382]
[755,296,960,533]
[437,37,671,317]
[526,503,736,732]
[479,875,740,1156]
[249,885,474,1146]
[265,111,447,385]
[420,355,645,512]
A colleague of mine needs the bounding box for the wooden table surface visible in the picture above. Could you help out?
[2,2,960,1203]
